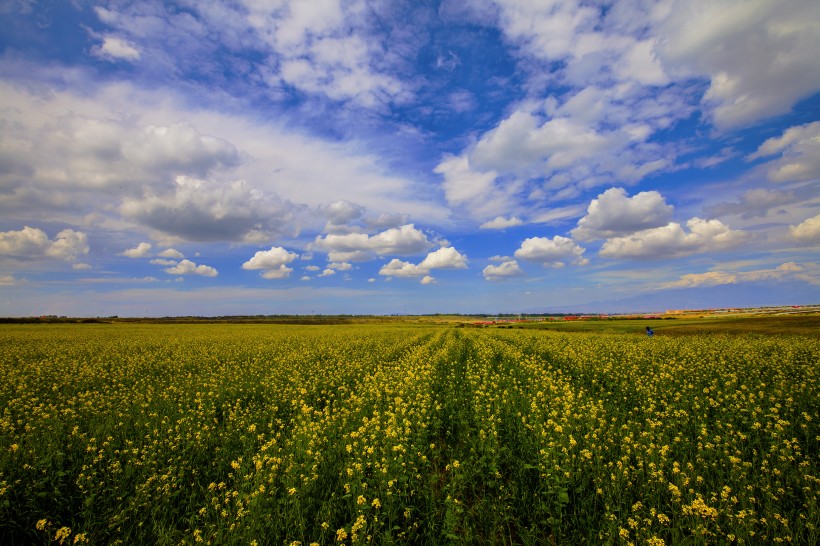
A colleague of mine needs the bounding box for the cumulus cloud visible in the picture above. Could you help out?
[158,248,184,259]
[0,226,89,263]
[790,214,820,244]
[323,200,366,226]
[663,262,804,289]
[0,80,446,246]
[420,275,436,285]
[600,218,750,259]
[747,122,820,183]
[656,0,820,130]
[514,236,588,267]
[164,259,218,277]
[432,0,820,223]
[19,115,239,191]
[312,224,433,262]
[121,176,297,243]
[434,154,510,220]
[122,242,152,258]
[437,97,677,220]
[418,247,468,270]
[572,187,674,242]
[379,259,425,278]
[242,247,299,279]
[473,103,675,181]
[378,246,468,281]
[480,216,524,230]
[482,260,525,281]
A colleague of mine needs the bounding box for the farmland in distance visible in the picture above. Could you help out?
[1,322,818,545]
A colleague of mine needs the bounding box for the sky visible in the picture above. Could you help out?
[0,0,819,317]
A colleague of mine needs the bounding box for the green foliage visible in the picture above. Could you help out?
[1,324,818,544]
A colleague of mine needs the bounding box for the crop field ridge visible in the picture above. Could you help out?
[1,324,818,545]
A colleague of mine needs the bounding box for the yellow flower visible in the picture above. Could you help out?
[54,527,72,545]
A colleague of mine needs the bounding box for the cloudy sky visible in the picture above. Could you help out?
[1,0,819,316]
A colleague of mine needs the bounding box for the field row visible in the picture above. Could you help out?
[1,324,818,545]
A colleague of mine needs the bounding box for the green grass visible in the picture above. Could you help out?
[496,313,820,337]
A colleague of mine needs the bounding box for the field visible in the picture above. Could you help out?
[1,321,818,545]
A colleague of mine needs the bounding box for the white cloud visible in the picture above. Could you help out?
[313,224,433,262]
[708,188,797,220]
[242,247,299,280]
[243,0,410,108]
[164,259,218,277]
[433,0,819,225]
[378,246,468,279]
[438,98,677,222]
[0,226,89,263]
[418,247,468,270]
[747,122,820,183]
[150,258,178,266]
[480,216,524,230]
[434,154,509,219]
[327,262,353,271]
[158,248,184,259]
[600,217,750,259]
[122,242,152,258]
[790,214,820,244]
[656,0,820,129]
[319,268,336,277]
[420,275,436,285]
[472,111,613,174]
[482,260,525,281]
[663,262,804,288]
[479,103,675,180]
[0,79,448,244]
[324,200,366,225]
[0,275,15,286]
[514,236,588,267]
[121,175,297,243]
[379,259,425,278]
[572,187,674,241]
[91,35,141,62]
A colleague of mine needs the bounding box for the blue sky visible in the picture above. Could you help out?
[1,0,818,316]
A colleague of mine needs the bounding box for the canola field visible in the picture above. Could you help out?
[1,323,818,545]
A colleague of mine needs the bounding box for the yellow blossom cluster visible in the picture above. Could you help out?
[0,323,817,544]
